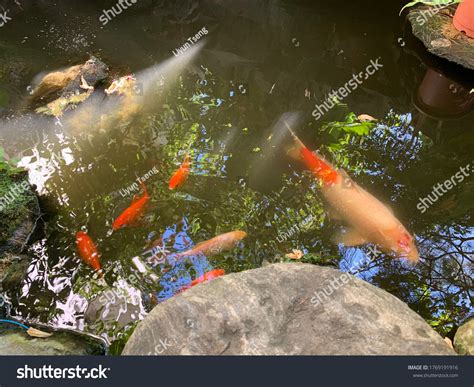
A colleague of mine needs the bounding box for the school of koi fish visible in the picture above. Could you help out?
[75,124,419,298]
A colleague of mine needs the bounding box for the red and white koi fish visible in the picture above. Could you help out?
[76,231,103,276]
[169,155,190,190]
[112,182,150,230]
[285,124,419,263]
[175,231,247,259]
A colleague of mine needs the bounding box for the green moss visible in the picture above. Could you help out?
[0,161,36,246]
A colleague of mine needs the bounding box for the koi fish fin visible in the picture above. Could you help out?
[381,201,395,214]
[332,228,367,247]
[183,154,191,167]
[326,207,343,221]
[26,327,53,338]
[131,194,141,204]
[338,169,358,190]
[285,144,301,161]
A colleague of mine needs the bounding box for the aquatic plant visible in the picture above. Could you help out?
[0,147,22,175]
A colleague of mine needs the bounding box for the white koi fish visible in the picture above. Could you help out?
[285,124,419,263]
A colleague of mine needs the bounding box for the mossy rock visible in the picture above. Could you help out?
[454,317,474,355]
[0,255,30,291]
[0,166,39,254]
[0,329,106,355]
[408,6,474,70]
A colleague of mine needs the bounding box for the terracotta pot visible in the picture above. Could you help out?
[454,0,474,38]
[414,68,474,118]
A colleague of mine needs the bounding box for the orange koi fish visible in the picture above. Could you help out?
[112,182,150,230]
[285,123,419,263]
[169,155,190,190]
[76,231,102,275]
[175,231,247,259]
[179,269,225,293]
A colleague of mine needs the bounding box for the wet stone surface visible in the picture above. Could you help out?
[408,6,474,70]
[123,263,456,355]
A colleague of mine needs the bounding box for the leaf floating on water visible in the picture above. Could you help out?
[285,249,304,260]
[357,114,377,122]
[26,327,53,338]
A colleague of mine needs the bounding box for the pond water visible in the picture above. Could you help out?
[0,0,472,351]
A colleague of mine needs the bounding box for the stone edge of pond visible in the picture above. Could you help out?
[0,167,108,356]
[407,6,474,71]
[453,317,474,355]
[123,263,456,356]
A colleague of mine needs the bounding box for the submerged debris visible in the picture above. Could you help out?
[32,56,109,116]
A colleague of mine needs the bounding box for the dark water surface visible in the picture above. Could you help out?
[0,0,472,350]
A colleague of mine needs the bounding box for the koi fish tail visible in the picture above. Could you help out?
[183,155,191,169]
[283,121,339,185]
[139,181,149,197]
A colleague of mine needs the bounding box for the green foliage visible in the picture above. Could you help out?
[0,147,22,175]
[322,112,375,138]
[108,322,138,355]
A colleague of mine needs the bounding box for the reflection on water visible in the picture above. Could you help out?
[0,0,472,348]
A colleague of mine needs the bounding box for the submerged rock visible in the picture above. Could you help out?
[123,263,455,355]
[0,329,105,355]
[32,56,109,116]
[85,279,147,333]
[454,317,474,355]
[0,165,40,310]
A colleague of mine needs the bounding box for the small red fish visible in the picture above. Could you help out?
[179,269,225,293]
[112,182,150,230]
[76,231,102,275]
[169,155,190,190]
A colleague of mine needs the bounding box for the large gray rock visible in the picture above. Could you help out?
[123,263,455,355]
[454,318,474,355]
